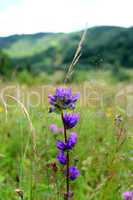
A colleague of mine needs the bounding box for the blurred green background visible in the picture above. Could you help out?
[0,26,133,84]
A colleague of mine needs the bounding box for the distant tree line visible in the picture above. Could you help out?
[0,26,133,77]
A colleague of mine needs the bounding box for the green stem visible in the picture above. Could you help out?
[61,112,69,200]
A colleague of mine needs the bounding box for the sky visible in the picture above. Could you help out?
[0,0,133,36]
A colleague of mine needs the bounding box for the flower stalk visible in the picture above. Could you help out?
[48,87,80,199]
[62,112,70,199]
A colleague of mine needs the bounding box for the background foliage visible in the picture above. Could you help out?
[0,26,133,81]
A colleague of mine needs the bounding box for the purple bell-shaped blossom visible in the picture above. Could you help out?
[63,112,79,129]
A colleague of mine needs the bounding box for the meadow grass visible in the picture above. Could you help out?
[0,81,133,200]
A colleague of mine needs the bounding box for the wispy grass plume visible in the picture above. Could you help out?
[64,28,87,83]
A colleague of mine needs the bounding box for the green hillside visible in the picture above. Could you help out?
[0,49,12,76]
[0,26,133,74]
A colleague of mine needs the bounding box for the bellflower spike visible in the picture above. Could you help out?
[123,191,133,200]
[65,166,80,181]
[57,151,67,165]
[63,112,80,129]
[49,87,80,199]
[48,87,80,112]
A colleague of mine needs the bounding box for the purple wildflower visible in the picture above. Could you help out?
[48,87,80,112]
[49,124,58,133]
[57,151,67,165]
[123,191,133,200]
[56,140,66,151]
[48,87,80,199]
[66,132,77,150]
[65,166,80,181]
[56,132,77,151]
[63,112,80,129]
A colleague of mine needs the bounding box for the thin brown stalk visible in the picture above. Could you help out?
[0,94,8,122]
[6,95,37,154]
[64,28,87,83]
[61,112,69,200]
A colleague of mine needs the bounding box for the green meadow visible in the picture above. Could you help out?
[0,25,133,200]
[0,81,132,200]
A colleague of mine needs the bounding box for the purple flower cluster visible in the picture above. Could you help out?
[56,132,78,167]
[65,166,80,181]
[48,87,80,199]
[57,132,77,151]
[57,151,67,165]
[63,112,80,129]
[123,191,133,200]
[48,87,80,112]
[56,132,80,181]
